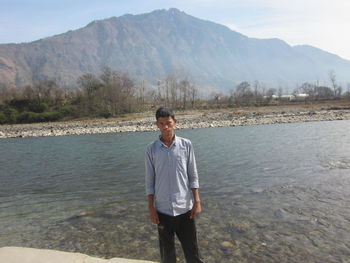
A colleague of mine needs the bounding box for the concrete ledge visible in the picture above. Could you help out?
[0,247,157,263]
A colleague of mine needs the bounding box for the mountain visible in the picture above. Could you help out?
[1,8,350,91]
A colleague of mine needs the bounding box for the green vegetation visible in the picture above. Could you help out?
[0,69,141,124]
[1,68,350,125]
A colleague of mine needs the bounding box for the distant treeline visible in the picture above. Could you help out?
[0,68,201,124]
[1,67,349,124]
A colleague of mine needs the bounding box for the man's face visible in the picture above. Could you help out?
[156,117,177,137]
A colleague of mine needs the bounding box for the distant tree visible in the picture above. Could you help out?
[0,85,18,102]
[328,70,342,97]
[252,80,264,105]
[165,76,176,107]
[137,80,146,110]
[298,82,315,100]
[293,82,335,101]
[30,79,59,103]
[346,83,350,101]
[180,79,190,109]
[101,69,136,115]
[260,88,276,104]
[210,91,223,108]
[265,88,277,98]
[231,81,254,105]
[156,79,163,104]
[277,87,283,98]
[189,84,198,108]
[329,70,337,96]
[77,73,103,114]
[154,75,196,109]
[78,73,101,99]
[315,86,334,100]
[22,85,36,100]
[168,76,179,108]
[253,80,260,98]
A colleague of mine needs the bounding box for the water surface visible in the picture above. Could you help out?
[1,120,350,262]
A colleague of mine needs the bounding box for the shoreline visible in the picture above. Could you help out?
[0,247,157,263]
[1,104,350,139]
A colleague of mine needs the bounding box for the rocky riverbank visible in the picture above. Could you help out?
[1,104,350,139]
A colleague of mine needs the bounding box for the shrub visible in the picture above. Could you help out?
[0,111,6,124]
[7,99,31,111]
[42,111,63,122]
[59,104,80,118]
[3,107,18,124]
[29,102,49,113]
[7,99,49,113]
[18,111,63,123]
[17,112,39,123]
[98,109,113,118]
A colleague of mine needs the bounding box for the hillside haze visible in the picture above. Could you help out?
[1,8,350,90]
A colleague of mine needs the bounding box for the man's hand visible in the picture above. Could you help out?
[148,205,160,224]
[147,194,159,224]
[190,201,202,219]
[190,188,202,219]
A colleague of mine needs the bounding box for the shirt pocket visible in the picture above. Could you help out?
[176,150,187,171]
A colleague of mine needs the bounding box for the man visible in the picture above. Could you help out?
[145,107,204,263]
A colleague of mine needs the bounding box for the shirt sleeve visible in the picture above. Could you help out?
[187,141,199,189]
[145,145,156,195]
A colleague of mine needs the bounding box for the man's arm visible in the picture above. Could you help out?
[148,194,159,224]
[187,141,199,189]
[187,141,201,219]
[190,188,202,219]
[145,147,158,224]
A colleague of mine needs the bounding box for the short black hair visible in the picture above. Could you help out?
[155,107,175,120]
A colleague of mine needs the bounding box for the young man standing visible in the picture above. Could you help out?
[145,107,204,263]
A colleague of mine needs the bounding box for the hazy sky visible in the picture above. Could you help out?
[1,0,349,60]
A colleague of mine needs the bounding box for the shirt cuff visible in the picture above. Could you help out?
[190,182,199,189]
[146,187,155,195]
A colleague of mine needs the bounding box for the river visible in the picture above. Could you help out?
[1,120,350,262]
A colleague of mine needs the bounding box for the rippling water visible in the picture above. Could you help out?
[1,120,350,262]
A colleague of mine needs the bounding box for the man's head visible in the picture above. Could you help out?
[155,107,177,138]
[155,107,175,120]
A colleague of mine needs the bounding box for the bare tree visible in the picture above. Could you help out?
[318,86,334,100]
[77,73,102,114]
[99,69,136,115]
[137,79,146,110]
[189,84,198,108]
[168,76,178,108]
[277,87,283,98]
[180,79,190,109]
[210,91,223,108]
[328,70,342,97]
[253,80,260,98]
[0,85,19,102]
[346,83,350,101]
[297,82,315,100]
[231,81,255,106]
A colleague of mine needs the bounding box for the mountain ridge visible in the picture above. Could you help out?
[0,8,349,90]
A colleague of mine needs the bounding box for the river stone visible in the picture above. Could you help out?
[220,241,237,248]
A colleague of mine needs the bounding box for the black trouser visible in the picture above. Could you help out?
[157,211,204,263]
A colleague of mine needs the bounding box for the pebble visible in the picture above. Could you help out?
[221,241,236,247]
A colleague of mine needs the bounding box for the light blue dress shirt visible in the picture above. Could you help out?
[145,135,199,216]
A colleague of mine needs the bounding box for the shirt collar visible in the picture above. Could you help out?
[158,135,177,148]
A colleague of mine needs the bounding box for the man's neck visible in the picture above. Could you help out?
[160,134,175,147]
